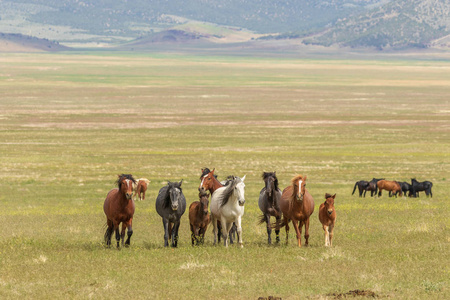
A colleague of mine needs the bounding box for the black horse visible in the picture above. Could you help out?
[411,178,433,197]
[397,181,413,197]
[368,178,384,197]
[155,180,186,247]
[352,180,369,197]
[258,172,282,244]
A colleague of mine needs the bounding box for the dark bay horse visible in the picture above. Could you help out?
[103,174,136,248]
[189,192,211,246]
[155,180,186,247]
[368,178,384,197]
[411,178,433,197]
[318,193,336,247]
[352,180,369,197]
[258,172,282,244]
[278,174,315,247]
[377,180,402,197]
[134,178,150,201]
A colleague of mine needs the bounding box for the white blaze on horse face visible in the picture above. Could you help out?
[298,180,303,197]
[200,174,208,189]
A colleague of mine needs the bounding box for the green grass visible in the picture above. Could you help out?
[0,52,449,299]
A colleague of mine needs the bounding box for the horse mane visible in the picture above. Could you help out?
[216,176,239,207]
[116,174,136,189]
[200,168,211,179]
[162,181,183,209]
[262,172,279,191]
[289,174,305,203]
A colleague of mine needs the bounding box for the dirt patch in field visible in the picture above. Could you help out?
[327,289,379,298]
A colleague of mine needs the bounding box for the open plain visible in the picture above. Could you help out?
[0,52,449,299]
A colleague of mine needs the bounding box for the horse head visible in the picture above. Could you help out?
[199,192,209,215]
[199,168,216,192]
[292,174,307,202]
[324,193,336,215]
[168,180,183,211]
[235,175,246,206]
[117,174,136,200]
[263,171,278,197]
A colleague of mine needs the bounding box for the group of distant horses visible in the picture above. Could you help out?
[103,169,337,249]
[352,178,433,198]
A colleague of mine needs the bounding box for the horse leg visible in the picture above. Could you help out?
[190,224,195,246]
[275,215,281,243]
[120,222,127,247]
[142,190,145,201]
[125,219,133,246]
[292,219,302,247]
[172,221,180,247]
[229,223,235,245]
[104,219,113,247]
[266,214,272,245]
[304,218,310,246]
[323,224,329,246]
[162,218,169,247]
[221,218,229,247]
[114,224,120,249]
[329,223,334,247]
[285,219,290,245]
[236,217,243,248]
[211,215,217,245]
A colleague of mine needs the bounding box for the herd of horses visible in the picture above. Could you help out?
[352,178,433,198]
[103,172,434,249]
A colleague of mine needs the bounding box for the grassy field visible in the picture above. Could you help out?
[0,52,449,299]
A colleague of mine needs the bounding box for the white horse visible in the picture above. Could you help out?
[209,175,246,247]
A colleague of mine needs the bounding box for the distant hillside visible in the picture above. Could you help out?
[303,0,450,49]
[0,0,448,50]
[0,33,69,52]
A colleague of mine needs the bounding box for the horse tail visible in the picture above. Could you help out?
[352,182,357,195]
[257,214,266,225]
[271,217,287,229]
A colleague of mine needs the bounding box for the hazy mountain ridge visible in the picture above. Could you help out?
[0,0,448,50]
[304,0,450,49]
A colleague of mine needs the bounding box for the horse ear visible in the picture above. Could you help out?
[332,194,336,199]
[179,179,183,186]
[274,171,276,175]
[303,175,307,181]
[242,175,246,181]
[211,168,215,174]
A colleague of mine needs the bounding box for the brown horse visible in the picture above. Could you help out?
[278,174,315,247]
[134,178,150,201]
[319,193,336,247]
[377,180,402,197]
[103,174,136,248]
[189,192,211,246]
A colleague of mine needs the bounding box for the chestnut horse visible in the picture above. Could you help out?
[189,192,211,245]
[377,180,402,197]
[134,178,150,201]
[319,193,336,247]
[103,174,136,248]
[278,175,315,247]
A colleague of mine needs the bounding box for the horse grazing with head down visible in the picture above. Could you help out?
[411,178,433,198]
[103,174,137,248]
[155,180,186,247]
[258,171,282,244]
[134,178,150,201]
[319,193,336,247]
[377,180,402,197]
[278,174,315,247]
[189,192,211,246]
